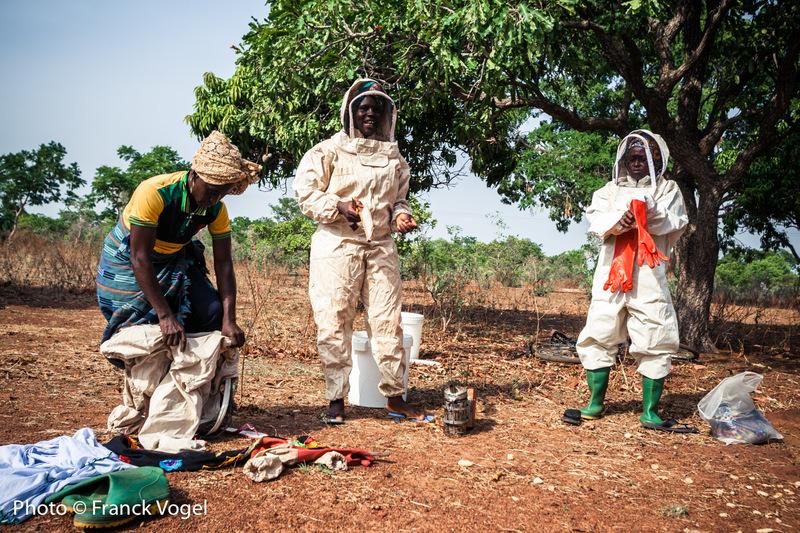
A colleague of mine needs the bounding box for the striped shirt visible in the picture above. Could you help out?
[121,171,231,254]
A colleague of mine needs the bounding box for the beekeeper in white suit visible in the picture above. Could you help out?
[294,79,429,424]
[563,129,696,433]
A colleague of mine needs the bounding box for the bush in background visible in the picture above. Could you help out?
[715,249,799,307]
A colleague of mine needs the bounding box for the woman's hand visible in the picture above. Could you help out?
[395,213,418,233]
[160,313,186,351]
[337,199,362,225]
[222,320,246,348]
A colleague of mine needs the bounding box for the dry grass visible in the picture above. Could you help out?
[1,234,796,357]
[0,231,100,292]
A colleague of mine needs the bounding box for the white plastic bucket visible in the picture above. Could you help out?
[348,331,413,408]
[401,312,424,360]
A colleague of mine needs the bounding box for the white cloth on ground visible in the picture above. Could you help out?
[314,451,348,471]
[241,448,348,483]
[0,428,134,524]
[243,450,283,482]
[100,325,238,453]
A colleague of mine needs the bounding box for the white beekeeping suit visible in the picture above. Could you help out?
[577,130,688,379]
[293,79,412,402]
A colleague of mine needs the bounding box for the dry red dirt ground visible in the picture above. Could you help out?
[0,279,798,532]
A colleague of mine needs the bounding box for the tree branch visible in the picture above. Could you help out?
[563,18,673,132]
[339,17,376,39]
[564,20,649,100]
[700,108,763,155]
[785,241,800,264]
[674,1,704,132]
[498,94,631,135]
[699,61,759,153]
[472,75,634,136]
[726,31,800,185]
[648,2,689,77]
[657,0,733,95]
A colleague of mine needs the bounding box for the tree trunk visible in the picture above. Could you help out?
[673,188,721,353]
[6,203,25,244]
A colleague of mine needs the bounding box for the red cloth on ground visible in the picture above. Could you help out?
[604,199,668,293]
[250,437,376,467]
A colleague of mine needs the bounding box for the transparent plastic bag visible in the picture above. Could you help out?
[697,371,783,445]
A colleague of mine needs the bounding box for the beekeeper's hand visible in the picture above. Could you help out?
[337,199,362,224]
[222,320,245,348]
[160,314,186,351]
[395,213,418,233]
[609,210,635,235]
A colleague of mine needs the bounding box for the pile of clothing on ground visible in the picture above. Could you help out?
[1,325,377,528]
[0,427,377,528]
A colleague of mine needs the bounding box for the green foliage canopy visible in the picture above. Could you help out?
[187,0,800,349]
[715,249,799,303]
[0,141,83,238]
[720,126,800,262]
[229,197,318,270]
[188,1,798,224]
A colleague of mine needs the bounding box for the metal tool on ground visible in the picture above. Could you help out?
[443,385,476,436]
[530,330,581,364]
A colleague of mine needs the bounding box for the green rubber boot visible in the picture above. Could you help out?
[640,376,666,426]
[579,367,611,420]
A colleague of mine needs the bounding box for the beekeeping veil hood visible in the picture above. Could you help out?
[612,129,670,196]
[340,78,397,142]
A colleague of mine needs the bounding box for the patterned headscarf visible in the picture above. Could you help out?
[354,81,386,100]
[191,131,261,195]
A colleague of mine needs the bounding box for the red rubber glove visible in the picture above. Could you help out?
[630,199,669,268]
[603,228,637,293]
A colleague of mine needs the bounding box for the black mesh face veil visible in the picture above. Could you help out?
[625,132,662,166]
[612,130,671,194]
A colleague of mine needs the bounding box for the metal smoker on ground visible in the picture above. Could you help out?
[443,385,476,436]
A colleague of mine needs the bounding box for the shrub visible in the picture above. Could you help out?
[715,250,799,306]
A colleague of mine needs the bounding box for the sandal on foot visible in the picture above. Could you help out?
[321,399,345,425]
[388,412,435,423]
[562,408,603,426]
[641,419,698,433]
[320,413,345,425]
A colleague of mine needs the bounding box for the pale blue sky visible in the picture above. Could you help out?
[0,1,791,254]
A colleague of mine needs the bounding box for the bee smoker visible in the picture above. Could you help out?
[443,385,476,436]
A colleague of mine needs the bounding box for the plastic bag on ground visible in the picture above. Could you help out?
[697,371,783,445]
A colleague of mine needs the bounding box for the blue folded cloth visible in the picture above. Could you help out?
[0,428,134,524]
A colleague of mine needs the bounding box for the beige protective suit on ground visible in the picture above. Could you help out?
[293,79,412,400]
[101,325,238,453]
[576,130,688,379]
